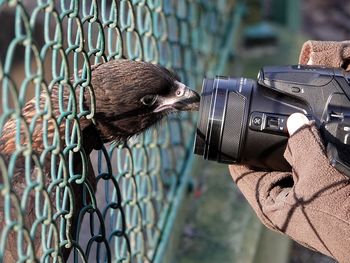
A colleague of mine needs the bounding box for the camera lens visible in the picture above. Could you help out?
[194,77,253,163]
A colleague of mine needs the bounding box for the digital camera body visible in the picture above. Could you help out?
[194,65,350,176]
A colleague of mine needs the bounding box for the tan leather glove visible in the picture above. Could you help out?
[229,41,350,263]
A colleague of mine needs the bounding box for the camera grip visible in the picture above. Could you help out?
[321,120,350,177]
[327,143,350,177]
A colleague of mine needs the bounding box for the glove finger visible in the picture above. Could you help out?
[284,123,349,196]
[229,164,293,229]
[284,123,326,167]
[229,164,256,183]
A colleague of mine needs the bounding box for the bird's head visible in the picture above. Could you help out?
[88,60,200,143]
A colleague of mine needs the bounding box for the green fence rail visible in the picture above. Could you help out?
[0,0,243,262]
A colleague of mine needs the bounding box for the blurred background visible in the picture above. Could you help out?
[174,0,349,263]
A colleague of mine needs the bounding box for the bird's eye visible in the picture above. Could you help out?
[141,95,158,106]
[176,89,185,97]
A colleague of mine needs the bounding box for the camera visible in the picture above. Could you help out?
[194,65,350,176]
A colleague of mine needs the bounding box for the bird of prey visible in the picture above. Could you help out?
[0,59,199,262]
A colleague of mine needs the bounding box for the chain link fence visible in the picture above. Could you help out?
[0,0,243,262]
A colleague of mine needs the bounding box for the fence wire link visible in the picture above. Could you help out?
[0,0,238,262]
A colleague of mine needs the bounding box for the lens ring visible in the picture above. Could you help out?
[205,78,229,160]
[194,77,253,163]
[194,79,214,156]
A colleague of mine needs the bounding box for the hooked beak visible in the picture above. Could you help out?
[154,81,200,113]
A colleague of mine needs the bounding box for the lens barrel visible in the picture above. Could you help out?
[194,77,253,163]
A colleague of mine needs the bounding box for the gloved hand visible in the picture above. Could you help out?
[229,41,350,263]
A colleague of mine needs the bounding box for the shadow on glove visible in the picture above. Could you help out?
[229,123,350,262]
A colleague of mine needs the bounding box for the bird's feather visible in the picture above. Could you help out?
[0,59,199,261]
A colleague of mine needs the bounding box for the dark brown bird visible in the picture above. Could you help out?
[0,59,199,262]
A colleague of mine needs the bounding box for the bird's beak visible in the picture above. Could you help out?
[154,81,200,113]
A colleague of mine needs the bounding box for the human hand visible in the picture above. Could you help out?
[228,39,350,262]
[229,112,350,262]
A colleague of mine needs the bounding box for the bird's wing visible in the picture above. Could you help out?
[0,144,91,261]
[0,153,68,262]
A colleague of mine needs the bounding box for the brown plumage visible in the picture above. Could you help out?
[0,59,199,262]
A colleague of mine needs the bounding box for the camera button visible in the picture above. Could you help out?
[253,116,262,126]
[291,87,301,93]
[249,112,264,131]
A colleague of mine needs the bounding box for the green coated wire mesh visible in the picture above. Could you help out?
[0,0,241,262]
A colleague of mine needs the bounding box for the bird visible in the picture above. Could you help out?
[0,59,200,262]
